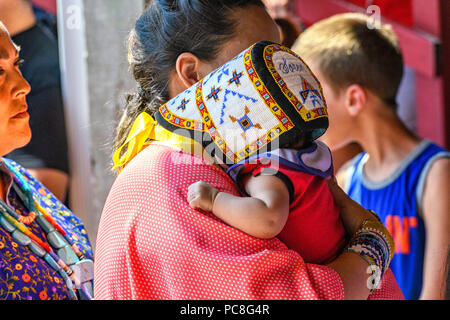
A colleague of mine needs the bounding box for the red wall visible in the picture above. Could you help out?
[32,0,57,15]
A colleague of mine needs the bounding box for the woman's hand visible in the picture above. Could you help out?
[327,178,378,236]
[327,179,396,299]
[326,178,379,299]
[187,181,219,212]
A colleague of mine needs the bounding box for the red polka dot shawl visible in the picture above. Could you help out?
[94,145,403,300]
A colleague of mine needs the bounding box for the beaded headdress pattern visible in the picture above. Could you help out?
[155,41,328,165]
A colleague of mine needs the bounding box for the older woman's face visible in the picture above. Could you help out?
[0,28,31,156]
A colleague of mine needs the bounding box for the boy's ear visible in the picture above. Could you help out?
[344,84,366,116]
[175,52,202,89]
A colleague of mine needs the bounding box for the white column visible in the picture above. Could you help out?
[57,0,144,249]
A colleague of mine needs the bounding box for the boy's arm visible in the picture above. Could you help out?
[420,158,450,300]
[187,174,290,239]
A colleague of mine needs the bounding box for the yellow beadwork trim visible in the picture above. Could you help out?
[191,46,298,164]
[263,44,328,122]
[159,100,205,132]
[237,46,294,161]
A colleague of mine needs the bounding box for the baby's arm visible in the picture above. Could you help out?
[187,174,290,239]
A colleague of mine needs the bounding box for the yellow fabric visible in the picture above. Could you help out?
[112,112,211,174]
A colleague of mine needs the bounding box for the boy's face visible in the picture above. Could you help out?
[308,63,354,151]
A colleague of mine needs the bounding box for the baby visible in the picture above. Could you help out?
[150,40,391,273]
[180,41,352,265]
[148,39,371,265]
[188,135,348,265]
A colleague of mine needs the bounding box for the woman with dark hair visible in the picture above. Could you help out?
[94,0,402,300]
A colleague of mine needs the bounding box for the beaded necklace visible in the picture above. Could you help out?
[0,161,94,300]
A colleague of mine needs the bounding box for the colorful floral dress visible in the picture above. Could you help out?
[0,158,93,300]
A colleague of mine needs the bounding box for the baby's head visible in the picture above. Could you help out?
[153,40,328,165]
[281,132,307,150]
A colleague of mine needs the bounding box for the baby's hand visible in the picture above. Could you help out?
[187,181,219,212]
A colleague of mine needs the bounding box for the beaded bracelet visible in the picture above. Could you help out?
[344,218,395,293]
[368,209,383,224]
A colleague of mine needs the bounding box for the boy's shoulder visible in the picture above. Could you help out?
[336,140,450,193]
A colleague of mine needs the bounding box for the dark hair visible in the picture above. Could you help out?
[281,133,307,150]
[114,0,265,154]
[274,17,303,48]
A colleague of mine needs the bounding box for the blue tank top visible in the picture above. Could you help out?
[345,140,449,300]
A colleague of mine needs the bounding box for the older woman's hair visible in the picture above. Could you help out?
[114,0,265,155]
[0,21,20,53]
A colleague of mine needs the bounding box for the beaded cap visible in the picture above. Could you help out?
[155,41,328,165]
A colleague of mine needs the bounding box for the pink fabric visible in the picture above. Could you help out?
[94,145,403,300]
[32,0,57,14]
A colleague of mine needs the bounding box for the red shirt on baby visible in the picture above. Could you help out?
[230,141,347,264]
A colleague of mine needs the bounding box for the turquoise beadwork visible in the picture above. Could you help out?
[0,215,16,232]
[0,159,94,300]
[35,214,55,233]
[44,253,61,270]
[12,229,32,246]
[71,259,94,283]
[57,245,79,266]
[29,239,47,257]
[79,281,93,299]
[47,230,67,249]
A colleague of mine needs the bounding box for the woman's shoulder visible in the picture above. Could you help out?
[121,144,232,186]
[107,144,238,213]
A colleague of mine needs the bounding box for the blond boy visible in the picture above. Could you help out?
[293,13,450,300]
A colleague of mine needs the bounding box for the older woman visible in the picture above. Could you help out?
[0,22,93,300]
[94,0,402,300]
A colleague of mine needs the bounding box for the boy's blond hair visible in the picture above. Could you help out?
[292,13,403,109]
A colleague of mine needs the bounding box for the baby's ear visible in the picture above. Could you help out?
[345,84,366,116]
